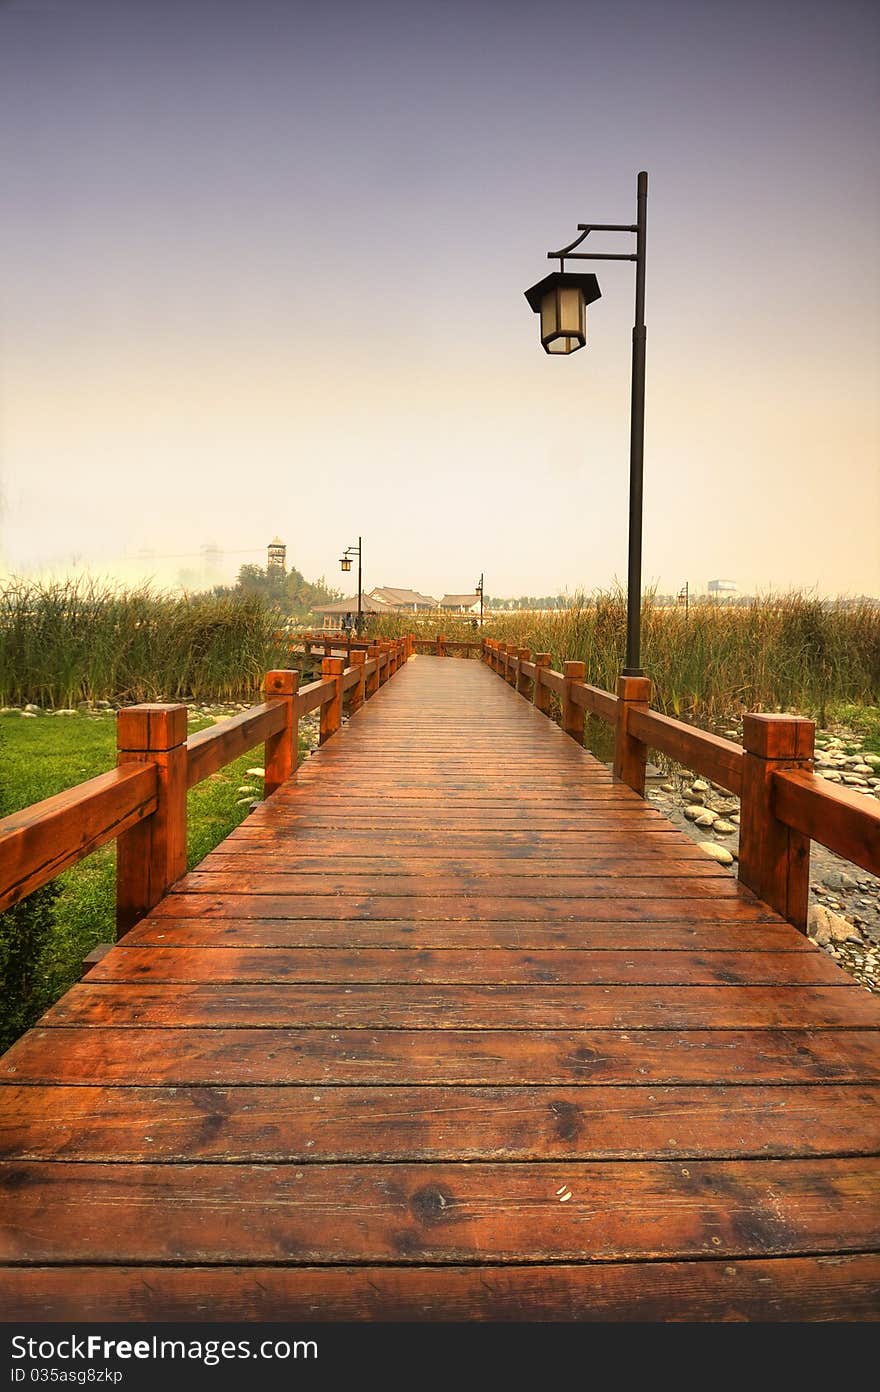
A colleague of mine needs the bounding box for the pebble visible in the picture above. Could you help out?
[691,780,710,793]
[683,805,704,821]
[808,903,862,946]
[23,703,41,714]
[246,768,265,778]
[712,819,737,834]
[698,842,734,865]
[694,810,718,827]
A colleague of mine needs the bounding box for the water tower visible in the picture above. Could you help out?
[267,537,286,579]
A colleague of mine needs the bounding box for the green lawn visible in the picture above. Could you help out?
[0,710,300,1050]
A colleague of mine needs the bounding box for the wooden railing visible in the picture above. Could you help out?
[0,638,410,940]
[482,638,880,931]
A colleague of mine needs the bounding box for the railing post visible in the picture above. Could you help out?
[534,653,551,715]
[366,643,381,699]
[348,650,366,714]
[320,657,344,744]
[506,645,517,687]
[613,675,652,795]
[516,647,531,697]
[562,661,586,744]
[116,703,188,938]
[738,713,814,931]
[378,641,391,685]
[263,669,299,796]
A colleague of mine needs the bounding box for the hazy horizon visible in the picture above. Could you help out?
[2,0,878,599]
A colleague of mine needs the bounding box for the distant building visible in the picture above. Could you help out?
[439,593,481,613]
[317,594,392,627]
[708,579,737,594]
[369,587,438,612]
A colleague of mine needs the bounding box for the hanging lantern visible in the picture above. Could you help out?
[340,555,352,572]
[523,271,601,355]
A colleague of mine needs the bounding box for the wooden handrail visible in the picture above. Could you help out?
[772,769,880,877]
[538,667,566,696]
[342,666,362,692]
[629,707,743,796]
[0,765,158,914]
[570,681,619,725]
[295,676,338,715]
[186,701,287,790]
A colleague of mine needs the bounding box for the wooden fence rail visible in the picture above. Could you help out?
[481,638,880,931]
[0,639,409,935]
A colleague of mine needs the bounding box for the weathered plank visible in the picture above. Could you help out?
[31,981,880,1030]
[5,1026,878,1086]
[90,946,848,987]
[5,1254,878,1323]
[3,1084,877,1161]
[2,1159,877,1263]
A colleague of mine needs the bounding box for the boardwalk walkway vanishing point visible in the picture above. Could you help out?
[1,654,879,1319]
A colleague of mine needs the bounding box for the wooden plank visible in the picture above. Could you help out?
[629,707,744,796]
[4,1084,877,1162]
[5,1026,878,1086]
[148,892,777,921]
[773,769,880,877]
[4,1253,878,1322]
[0,765,157,913]
[2,1158,877,1263]
[33,982,880,1030]
[172,872,750,900]
[123,917,812,951]
[199,846,729,868]
[90,947,849,988]
[186,702,286,790]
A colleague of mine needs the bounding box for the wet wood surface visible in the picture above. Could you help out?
[1,655,879,1320]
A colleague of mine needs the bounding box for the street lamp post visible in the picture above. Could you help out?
[339,536,363,636]
[475,573,484,626]
[524,171,648,676]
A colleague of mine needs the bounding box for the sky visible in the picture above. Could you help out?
[1,0,878,598]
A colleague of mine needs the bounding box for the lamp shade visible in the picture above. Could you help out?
[523,271,601,355]
[340,556,352,572]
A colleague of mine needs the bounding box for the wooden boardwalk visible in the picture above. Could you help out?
[2,655,879,1320]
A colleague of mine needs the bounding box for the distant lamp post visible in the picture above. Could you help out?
[339,537,363,635]
[475,573,484,625]
[677,581,689,620]
[524,171,648,675]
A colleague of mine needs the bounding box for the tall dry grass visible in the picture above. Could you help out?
[369,590,880,723]
[0,578,289,706]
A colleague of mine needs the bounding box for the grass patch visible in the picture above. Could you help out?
[0,711,304,1050]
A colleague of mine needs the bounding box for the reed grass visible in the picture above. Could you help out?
[0,578,289,707]
[369,590,880,723]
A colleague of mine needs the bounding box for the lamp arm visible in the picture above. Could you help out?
[549,220,639,271]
